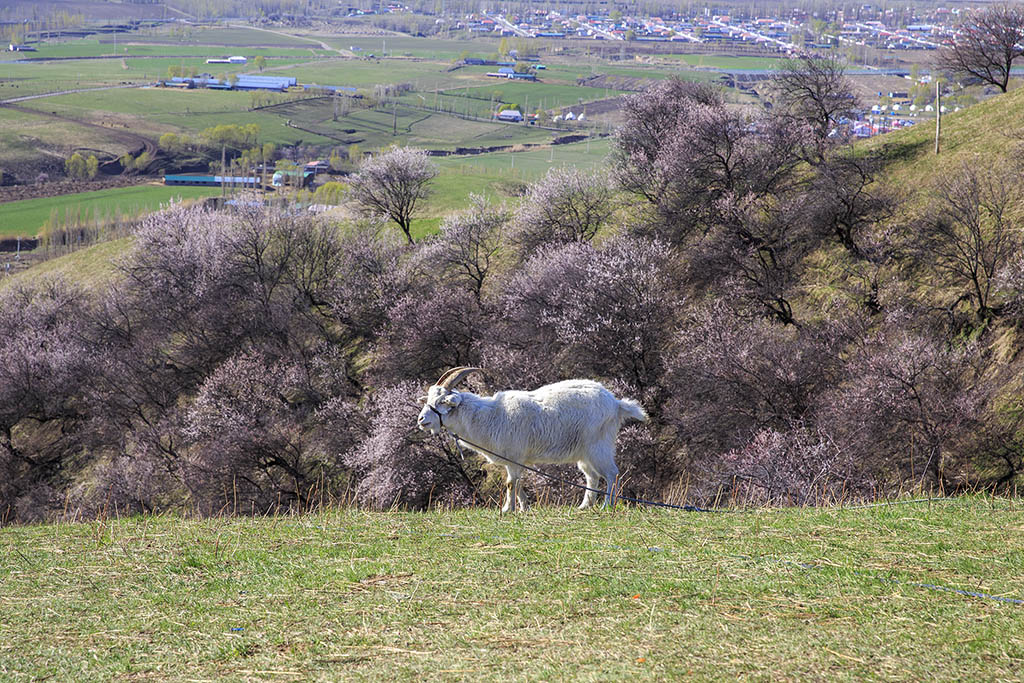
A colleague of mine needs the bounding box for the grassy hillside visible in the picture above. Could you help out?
[0,498,1020,680]
[865,84,1024,193]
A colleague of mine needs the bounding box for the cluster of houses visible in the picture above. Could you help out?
[340,3,408,17]
[833,21,943,50]
[459,11,807,52]
[845,116,916,138]
[452,5,966,55]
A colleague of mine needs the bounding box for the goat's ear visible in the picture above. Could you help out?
[439,391,463,408]
[416,395,428,405]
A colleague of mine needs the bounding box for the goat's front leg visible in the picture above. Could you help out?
[501,467,516,513]
[577,462,601,509]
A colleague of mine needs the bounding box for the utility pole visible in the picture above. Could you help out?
[934,80,941,155]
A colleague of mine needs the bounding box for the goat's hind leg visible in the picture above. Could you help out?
[577,462,602,509]
[601,461,620,508]
[593,444,620,508]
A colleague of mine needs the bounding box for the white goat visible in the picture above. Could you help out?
[416,367,648,512]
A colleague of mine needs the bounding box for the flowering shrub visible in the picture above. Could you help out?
[344,383,483,509]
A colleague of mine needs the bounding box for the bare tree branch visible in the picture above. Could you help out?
[935,4,1024,93]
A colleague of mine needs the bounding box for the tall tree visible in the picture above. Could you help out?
[917,164,1022,324]
[770,54,859,145]
[347,146,438,244]
[935,4,1024,93]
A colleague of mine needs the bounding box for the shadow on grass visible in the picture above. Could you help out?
[875,136,931,165]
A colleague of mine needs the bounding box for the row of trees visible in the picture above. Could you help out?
[3,55,1024,522]
[64,153,99,180]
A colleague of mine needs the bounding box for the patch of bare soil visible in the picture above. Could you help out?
[0,176,151,205]
[560,97,626,117]
[577,74,661,92]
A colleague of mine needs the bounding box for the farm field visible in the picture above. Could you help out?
[0,184,221,237]
[427,80,628,118]
[6,39,332,60]
[417,138,612,218]
[434,137,612,178]
[662,52,789,70]
[0,498,1020,680]
[14,87,335,146]
[275,99,556,149]
[126,25,328,48]
[318,33,496,61]
[0,22,916,247]
[265,57,474,90]
[1,56,320,95]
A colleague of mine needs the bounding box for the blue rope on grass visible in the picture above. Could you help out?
[777,559,1024,607]
[441,431,1023,606]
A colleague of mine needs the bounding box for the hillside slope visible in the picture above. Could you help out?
[865,85,1024,194]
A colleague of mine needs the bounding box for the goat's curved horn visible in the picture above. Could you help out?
[432,367,464,387]
[437,366,485,390]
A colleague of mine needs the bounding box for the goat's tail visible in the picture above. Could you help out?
[618,398,649,424]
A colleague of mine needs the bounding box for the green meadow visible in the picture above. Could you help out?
[0,498,1020,681]
[0,184,222,237]
[11,40,331,60]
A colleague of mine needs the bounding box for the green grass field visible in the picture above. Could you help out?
[278,98,555,149]
[434,137,611,176]
[126,25,325,48]
[318,33,499,61]
[0,497,1020,680]
[273,58,471,90]
[445,80,626,112]
[0,184,222,237]
[12,39,331,60]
